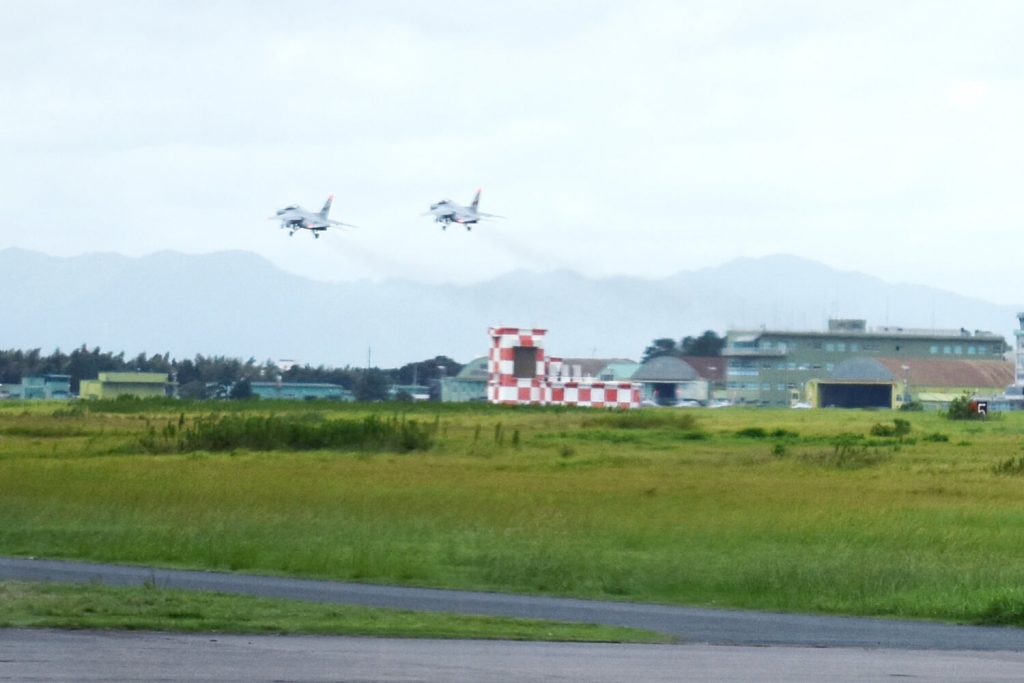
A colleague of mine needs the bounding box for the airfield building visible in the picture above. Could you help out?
[723,319,1008,407]
[79,372,176,400]
[440,356,489,402]
[1015,312,1024,386]
[806,356,1013,410]
[630,356,709,405]
[249,382,354,401]
[1,374,72,400]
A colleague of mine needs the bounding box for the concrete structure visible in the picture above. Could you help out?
[966,313,1024,413]
[1015,312,1024,387]
[723,319,1007,407]
[631,356,708,405]
[79,372,175,399]
[2,374,72,400]
[440,357,489,402]
[487,327,640,408]
[250,382,353,401]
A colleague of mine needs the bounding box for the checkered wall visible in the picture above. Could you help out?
[487,327,547,405]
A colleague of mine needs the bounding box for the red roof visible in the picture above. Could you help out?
[680,356,726,382]
[874,357,1012,388]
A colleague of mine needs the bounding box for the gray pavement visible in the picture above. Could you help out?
[3,629,1024,682]
[2,556,1024,651]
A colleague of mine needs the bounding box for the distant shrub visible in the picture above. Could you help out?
[769,428,799,439]
[869,419,911,439]
[736,427,768,439]
[140,413,436,453]
[771,443,787,458]
[585,412,698,431]
[946,394,985,421]
[899,401,924,412]
[993,456,1024,476]
[678,430,709,441]
[51,404,86,418]
[78,397,183,414]
[922,432,950,443]
[804,434,889,469]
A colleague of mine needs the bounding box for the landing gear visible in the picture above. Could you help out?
[288,231,294,237]
[314,232,319,239]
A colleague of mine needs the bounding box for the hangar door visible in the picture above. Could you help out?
[817,382,892,409]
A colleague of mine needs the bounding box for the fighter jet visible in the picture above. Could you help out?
[426,189,503,230]
[271,195,356,238]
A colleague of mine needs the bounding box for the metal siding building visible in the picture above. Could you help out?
[723,319,1008,407]
[250,382,354,401]
[79,372,175,399]
[4,374,72,400]
[806,356,1012,409]
[631,356,709,405]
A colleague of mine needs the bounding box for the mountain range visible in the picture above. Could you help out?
[1,248,1019,368]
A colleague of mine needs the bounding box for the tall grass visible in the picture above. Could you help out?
[138,413,437,453]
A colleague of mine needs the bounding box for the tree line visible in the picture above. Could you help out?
[0,345,463,402]
[641,330,724,363]
[0,333,722,401]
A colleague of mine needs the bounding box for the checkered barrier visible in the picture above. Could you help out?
[487,326,640,408]
[546,381,640,409]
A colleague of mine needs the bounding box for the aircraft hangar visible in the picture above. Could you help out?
[806,357,1014,410]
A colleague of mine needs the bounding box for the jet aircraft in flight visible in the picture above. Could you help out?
[271,195,356,238]
[426,189,502,230]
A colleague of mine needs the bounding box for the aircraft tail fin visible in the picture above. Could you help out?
[470,188,481,212]
[320,194,334,218]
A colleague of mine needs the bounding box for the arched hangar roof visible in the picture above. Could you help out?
[632,356,700,382]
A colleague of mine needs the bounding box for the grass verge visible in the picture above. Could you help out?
[0,581,671,642]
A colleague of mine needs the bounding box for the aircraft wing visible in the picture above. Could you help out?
[476,212,505,219]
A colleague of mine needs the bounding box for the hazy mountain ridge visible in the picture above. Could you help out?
[0,248,1018,367]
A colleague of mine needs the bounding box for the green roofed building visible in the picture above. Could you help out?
[79,372,175,399]
[2,374,72,400]
[440,356,489,402]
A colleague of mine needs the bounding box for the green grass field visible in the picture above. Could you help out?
[3,399,1024,627]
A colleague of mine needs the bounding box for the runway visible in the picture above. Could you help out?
[3,629,1024,682]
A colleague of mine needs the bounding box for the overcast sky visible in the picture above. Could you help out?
[3,1,1023,304]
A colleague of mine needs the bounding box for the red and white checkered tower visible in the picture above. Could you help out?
[487,326,641,408]
[488,327,547,405]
